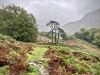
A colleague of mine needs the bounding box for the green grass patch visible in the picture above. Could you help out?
[26,47,48,75]
[27,48,47,62]
[0,66,9,75]
[25,66,39,75]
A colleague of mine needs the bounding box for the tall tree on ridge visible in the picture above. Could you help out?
[46,21,59,44]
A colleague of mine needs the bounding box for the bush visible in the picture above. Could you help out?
[74,28,100,47]
[67,35,76,40]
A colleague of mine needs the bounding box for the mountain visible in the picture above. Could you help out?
[62,8,100,34]
[38,25,50,32]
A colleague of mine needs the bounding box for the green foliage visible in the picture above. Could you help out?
[28,66,39,73]
[0,4,38,42]
[25,66,39,75]
[74,31,82,39]
[92,62,100,74]
[0,66,8,75]
[74,28,100,47]
[67,35,76,40]
[92,32,100,47]
[58,28,67,40]
[0,34,35,75]
[39,31,49,37]
[46,22,67,44]
[46,45,100,75]
[52,46,69,51]
[46,20,60,44]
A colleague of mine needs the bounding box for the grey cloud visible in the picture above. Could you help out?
[0,0,100,31]
[73,0,100,16]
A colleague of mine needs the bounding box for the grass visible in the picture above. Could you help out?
[26,47,48,75]
[27,47,47,62]
[0,34,48,75]
[0,34,100,75]
[25,66,39,75]
[46,45,100,75]
[0,66,9,75]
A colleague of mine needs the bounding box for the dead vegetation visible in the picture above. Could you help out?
[44,45,100,75]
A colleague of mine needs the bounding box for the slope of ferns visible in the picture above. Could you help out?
[44,46,100,75]
[0,34,33,75]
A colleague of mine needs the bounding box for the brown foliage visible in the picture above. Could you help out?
[0,45,8,66]
[0,39,32,75]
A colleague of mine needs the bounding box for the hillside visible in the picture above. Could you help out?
[0,34,100,75]
[44,40,100,75]
[62,8,100,34]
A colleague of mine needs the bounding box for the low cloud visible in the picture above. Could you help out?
[0,0,100,31]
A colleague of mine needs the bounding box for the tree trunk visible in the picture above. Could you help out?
[55,29,57,44]
[52,30,53,43]
[57,32,59,44]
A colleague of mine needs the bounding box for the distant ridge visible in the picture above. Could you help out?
[61,8,100,34]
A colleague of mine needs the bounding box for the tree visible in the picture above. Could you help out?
[74,28,100,47]
[92,32,100,47]
[74,31,82,39]
[46,21,68,44]
[39,31,48,37]
[57,28,67,43]
[88,28,99,43]
[0,4,38,42]
[46,21,59,44]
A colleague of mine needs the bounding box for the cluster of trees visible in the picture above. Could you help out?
[74,28,100,47]
[39,31,48,37]
[46,21,67,44]
[0,4,38,42]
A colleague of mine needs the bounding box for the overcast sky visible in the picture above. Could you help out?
[0,0,100,31]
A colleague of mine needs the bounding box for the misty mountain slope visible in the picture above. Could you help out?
[62,8,100,34]
[38,25,50,32]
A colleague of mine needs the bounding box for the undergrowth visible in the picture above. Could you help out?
[0,34,34,75]
[44,46,100,75]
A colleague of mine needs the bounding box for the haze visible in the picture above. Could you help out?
[0,0,100,31]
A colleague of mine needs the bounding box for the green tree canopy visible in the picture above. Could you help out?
[92,32,100,47]
[46,20,60,44]
[46,21,67,44]
[74,28,100,47]
[57,28,67,40]
[0,4,38,42]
